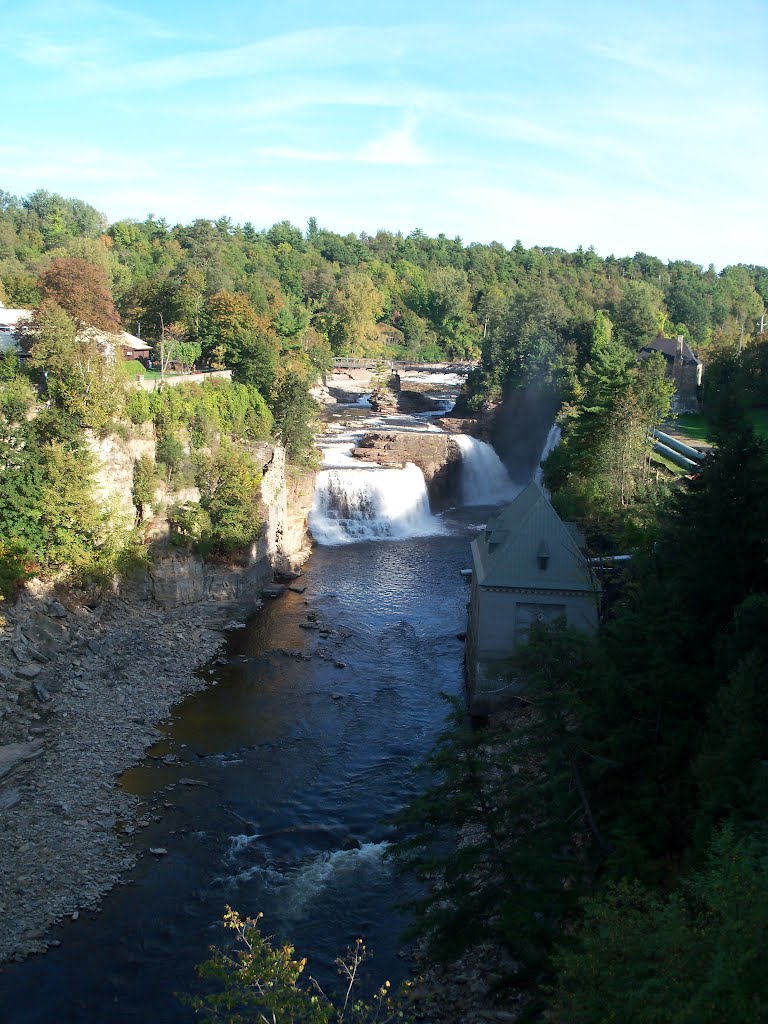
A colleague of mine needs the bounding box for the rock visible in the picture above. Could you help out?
[0,739,45,781]
[47,601,68,618]
[149,847,168,856]
[274,569,302,582]
[177,777,209,787]
[87,639,103,655]
[288,585,306,594]
[261,584,286,599]
[299,622,320,631]
[15,664,42,680]
[333,661,347,669]
[0,666,14,685]
[0,787,21,811]
[32,681,51,703]
[331,693,343,700]
[223,621,247,631]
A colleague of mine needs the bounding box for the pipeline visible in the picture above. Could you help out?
[652,428,705,462]
[652,440,699,472]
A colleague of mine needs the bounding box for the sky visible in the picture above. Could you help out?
[1,0,766,268]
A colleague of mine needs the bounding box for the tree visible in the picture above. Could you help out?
[187,907,410,1024]
[195,442,262,553]
[38,257,120,333]
[551,828,768,1024]
[329,271,384,355]
[269,370,317,463]
[203,290,279,394]
[131,455,156,525]
[17,299,78,376]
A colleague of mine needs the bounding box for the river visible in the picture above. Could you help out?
[0,386,537,1022]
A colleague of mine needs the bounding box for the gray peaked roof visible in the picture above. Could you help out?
[470,481,598,592]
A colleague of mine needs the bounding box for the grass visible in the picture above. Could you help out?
[650,452,686,475]
[672,407,768,444]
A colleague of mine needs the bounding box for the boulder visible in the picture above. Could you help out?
[0,739,45,781]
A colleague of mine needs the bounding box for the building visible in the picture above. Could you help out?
[639,335,702,413]
[0,304,30,358]
[465,481,600,716]
[117,332,151,362]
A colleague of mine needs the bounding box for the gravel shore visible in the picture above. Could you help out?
[0,582,251,964]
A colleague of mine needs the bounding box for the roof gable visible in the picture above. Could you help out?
[641,335,700,364]
[471,481,597,592]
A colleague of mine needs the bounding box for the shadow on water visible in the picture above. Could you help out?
[0,513,482,1023]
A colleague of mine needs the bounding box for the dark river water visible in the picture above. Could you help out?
[0,510,484,1023]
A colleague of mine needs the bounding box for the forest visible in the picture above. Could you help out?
[1,188,768,1020]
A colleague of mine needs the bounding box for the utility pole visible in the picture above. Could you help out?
[159,313,165,383]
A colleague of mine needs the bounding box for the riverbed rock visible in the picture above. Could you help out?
[0,739,45,781]
[354,431,463,505]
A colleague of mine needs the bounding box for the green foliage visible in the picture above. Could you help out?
[270,370,318,463]
[126,388,152,424]
[168,501,211,546]
[550,828,768,1024]
[156,427,185,484]
[131,454,156,523]
[187,907,410,1024]
[195,442,262,554]
[394,622,606,985]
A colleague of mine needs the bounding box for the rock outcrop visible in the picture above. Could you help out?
[352,431,463,505]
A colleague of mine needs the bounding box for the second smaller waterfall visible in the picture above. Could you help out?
[309,463,445,545]
[455,435,521,506]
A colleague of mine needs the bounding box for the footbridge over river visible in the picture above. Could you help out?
[332,358,476,375]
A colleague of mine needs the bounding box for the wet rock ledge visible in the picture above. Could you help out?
[352,431,463,505]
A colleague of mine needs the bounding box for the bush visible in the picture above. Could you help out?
[195,442,262,554]
[126,389,152,424]
[186,907,411,1024]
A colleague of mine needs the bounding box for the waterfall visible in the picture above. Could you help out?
[309,463,445,545]
[454,434,521,506]
[534,423,562,488]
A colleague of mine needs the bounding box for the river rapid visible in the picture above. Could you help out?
[0,383,533,1022]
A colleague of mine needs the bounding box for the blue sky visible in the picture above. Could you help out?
[1,0,766,267]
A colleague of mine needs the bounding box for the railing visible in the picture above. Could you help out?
[331,358,476,373]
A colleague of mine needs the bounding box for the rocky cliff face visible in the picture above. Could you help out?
[86,429,315,610]
[353,431,463,505]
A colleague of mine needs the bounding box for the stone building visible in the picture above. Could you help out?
[465,481,600,716]
[639,335,703,413]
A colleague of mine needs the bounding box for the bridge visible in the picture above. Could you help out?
[332,358,476,374]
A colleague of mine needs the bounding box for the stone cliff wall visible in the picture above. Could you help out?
[86,428,315,610]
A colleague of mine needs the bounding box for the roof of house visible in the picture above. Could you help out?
[0,308,32,330]
[0,308,31,354]
[119,332,150,352]
[640,335,701,364]
[470,481,598,593]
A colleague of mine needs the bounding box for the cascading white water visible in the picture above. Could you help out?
[454,434,521,506]
[309,436,446,545]
[535,423,562,488]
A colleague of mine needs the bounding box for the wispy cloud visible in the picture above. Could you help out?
[257,117,432,167]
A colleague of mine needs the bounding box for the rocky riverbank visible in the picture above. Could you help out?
[0,576,306,964]
[0,435,315,965]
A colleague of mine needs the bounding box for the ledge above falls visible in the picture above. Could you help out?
[352,430,463,506]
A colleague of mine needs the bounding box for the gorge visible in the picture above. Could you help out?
[0,379,555,1023]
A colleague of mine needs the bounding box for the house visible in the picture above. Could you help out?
[465,481,600,716]
[0,304,31,358]
[117,332,151,362]
[639,335,702,413]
